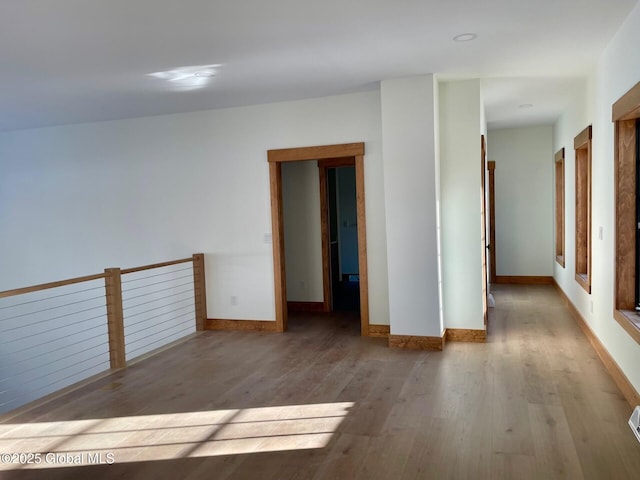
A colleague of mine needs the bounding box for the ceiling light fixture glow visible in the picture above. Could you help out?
[148,64,221,91]
[193,70,216,78]
[453,33,477,42]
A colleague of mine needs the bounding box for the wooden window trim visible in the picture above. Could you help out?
[574,126,592,293]
[555,148,565,267]
[613,81,640,345]
[614,310,640,345]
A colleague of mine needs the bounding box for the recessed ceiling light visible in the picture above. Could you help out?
[518,103,534,109]
[193,71,216,78]
[453,33,477,42]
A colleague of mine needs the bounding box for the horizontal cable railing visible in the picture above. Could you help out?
[0,276,110,414]
[0,254,207,415]
[121,258,197,362]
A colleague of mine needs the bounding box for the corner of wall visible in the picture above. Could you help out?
[439,79,485,330]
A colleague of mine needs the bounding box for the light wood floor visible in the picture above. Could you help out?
[1,285,639,479]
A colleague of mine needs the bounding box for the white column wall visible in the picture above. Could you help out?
[439,80,485,330]
[381,75,442,337]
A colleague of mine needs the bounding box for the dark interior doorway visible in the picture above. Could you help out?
[326,166,360,311]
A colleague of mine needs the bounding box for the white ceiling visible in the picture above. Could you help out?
[0,0,636,132]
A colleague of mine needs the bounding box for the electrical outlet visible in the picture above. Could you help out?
[599,226,603,240]
[230,296,238,306]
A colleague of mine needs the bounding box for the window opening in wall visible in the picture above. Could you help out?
[555,148,565,267]
[612,80,640,345]
[636,120,640,311]
[574,125,592,294]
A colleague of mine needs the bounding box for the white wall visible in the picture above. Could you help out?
[282,160,323,302]
[0,90,390,325]
[381,75,442,337]
[553,81,589,298]
[553,1,640,394]
[489,126,554,276]
[439,79,485,330]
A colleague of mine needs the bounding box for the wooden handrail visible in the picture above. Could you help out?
[0,273,108,299]
[120,257,193,275]
[0,257,197,299]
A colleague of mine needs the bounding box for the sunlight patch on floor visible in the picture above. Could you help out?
[0,402,354,470]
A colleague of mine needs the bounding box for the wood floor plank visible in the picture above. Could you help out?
[528,402,585,479]
[339,358,412,436]
[355,428,416,480]
[491,357,535,456]
[398,416,459,479]
[311,433,370,480]
[448,398,494,479]
[491,452,538,480]
[559,393,627,480]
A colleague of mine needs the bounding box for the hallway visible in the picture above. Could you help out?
[0,285,638,479]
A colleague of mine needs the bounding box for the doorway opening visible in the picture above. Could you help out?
[481,135,489,326]
[488,160,497,285]
[267,143,370,335]
[319,159,360,312]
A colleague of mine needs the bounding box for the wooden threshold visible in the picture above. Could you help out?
[287,302,325,313]
[205,319,279,332]
[494,275,554,285]
[553,280,640,407]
